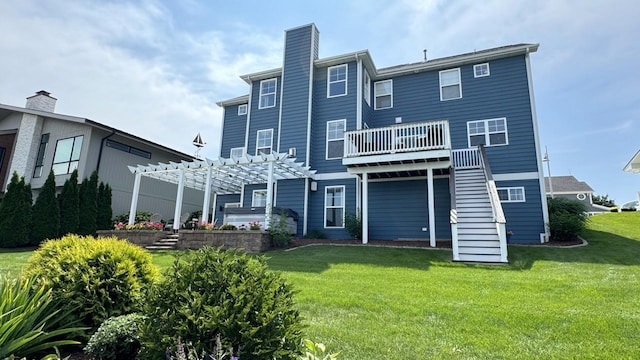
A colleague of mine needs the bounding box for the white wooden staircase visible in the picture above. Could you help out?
[450,147,508,263]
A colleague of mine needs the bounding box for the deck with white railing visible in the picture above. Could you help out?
[342,120,451,166]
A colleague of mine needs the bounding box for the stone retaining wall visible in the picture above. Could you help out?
[178,230,271,253]
[97,230,166,246]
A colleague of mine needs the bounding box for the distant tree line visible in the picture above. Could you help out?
[0,169,112,248]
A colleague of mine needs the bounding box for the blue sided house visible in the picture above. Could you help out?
[128,23,549,263]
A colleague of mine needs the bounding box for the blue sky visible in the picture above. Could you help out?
[0,0,638,204]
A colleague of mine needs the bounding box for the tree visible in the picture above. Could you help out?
[97,182,113,230]
[31,170,60,244]
[0,172,32,247]
[78,171,98,235]
[58,169,79,236]
[592,194,615,207]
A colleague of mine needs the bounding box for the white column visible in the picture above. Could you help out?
[427,167,436,247]
[265,161,274,228]
[173,170,185,231]
[212,193,218,225]
[128,173,142,225]
[303,178,309,235]
[362,172,369,244]
[356,176,361,216]
[201,167,213,224]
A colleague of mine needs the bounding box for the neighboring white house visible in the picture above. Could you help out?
[0,91,203,220]
[623,149,640,208]
[544,175,611,213]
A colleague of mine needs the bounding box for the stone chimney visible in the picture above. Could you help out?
[25,90,57,112]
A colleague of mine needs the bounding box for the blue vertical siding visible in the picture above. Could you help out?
[215,194,240,225]
[496,179,545,243]
[307,179,357,239]
[220,104,247,157]
[274,178,306,235]
[248,76,281,155]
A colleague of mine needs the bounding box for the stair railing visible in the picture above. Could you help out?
[449,168,460,261]
[477,145,508,262]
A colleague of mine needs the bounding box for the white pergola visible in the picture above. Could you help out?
[127,152,316,230]
[623,149,640,173]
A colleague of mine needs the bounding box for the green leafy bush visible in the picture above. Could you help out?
[139,247,303,359]
[25,235,160,335]
[97,182,113,230]
[85,313,145,360]
[218,224,237,230]
[300,339,340,360]
[269,211,292,247]
[0,275,83,359]
[548,197,589,241]
[31,170,60,245]
[344,213,362,240]
[0,172,33,248]
[113,211,154,224]
[58,169,79,236]
[78,171,99,236]
[303,230,327,239]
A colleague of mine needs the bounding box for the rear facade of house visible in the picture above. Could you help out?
[215,23,549,262]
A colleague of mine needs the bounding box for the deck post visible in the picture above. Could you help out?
[128,172,142,225]
[362,172,369,244]
[202,166,213,224]
[427,167,436,247]
[173,169,185,231]
[265,161,274,229]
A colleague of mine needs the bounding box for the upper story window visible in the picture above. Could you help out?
[374,80,393,110]
[474,63,490,78]
[467,118,508,147]
[252,189,268,207]
[326,119,346,160]
[106,139,151,159]
[256,129,273,155]
[238,104,248,115]
[440,68,462,101]
[259,78,277,109]
[497,187,525,203]
[327,64,348,97]
[52,135,83,175]
[363,69,371,106]
[324,186,345,228]
[33,133,49,178]
[230,147,245,158]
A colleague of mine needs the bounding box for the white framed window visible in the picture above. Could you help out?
[363,69,371,106]
[238,104,247,115]
[497,187,525,203]
[474,63,490,78]
[467,118,508,147]
[324,186,345,228]
[327,64,348,97]
[230,147,245,158]
[252,189,268,207]
[374,79,393,110]
[256,129,273,155]
[439,68,462,100]
[326,119,346,160]
[258,78,277,109]
[52,135,83,175]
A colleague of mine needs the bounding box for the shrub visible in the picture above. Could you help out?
[113,211,154,224]
[303,230,327,239]
[0,275,83,359]
[85,313,145,360]
[344,213,362,240]
[218,224,237,230]
[97,182,113,230]
[31,170,60,245]
[58,169,79,236]
[0,172,32,248]
[25,235,160,336]
[269,211,292,247]
[139,247,303,359]
[547,197,589,241]
[78,171,99,236]
[300,339,340,360]
[166,335,235,360]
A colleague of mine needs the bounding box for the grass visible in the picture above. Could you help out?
[1,212,639,358]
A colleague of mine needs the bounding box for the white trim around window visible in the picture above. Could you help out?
[256,129,273,155]
[238,104,247,115]
[252,189,268,207]
[230,147,245,158]
[374,79,393,110]
[497,187,526,203]
[474,63,490,78]
[467,117,508,147]
[363,69,371,106]
[439,68,462,101]
[326,119,346,160]
[258,78,277,109]
[324,185,345,228]
[327,64,348,98]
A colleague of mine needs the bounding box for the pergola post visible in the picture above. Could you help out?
[265,161,275,229]
[427,167,436,247]
[201,166,213,225]
[173,169,185,231]
[362,172,369,244]
[128,173,142,225]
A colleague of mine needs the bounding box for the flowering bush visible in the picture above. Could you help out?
[238,224,247,231]
[249,221,261,230]
[114,221,163,230]
[198,221,217,230]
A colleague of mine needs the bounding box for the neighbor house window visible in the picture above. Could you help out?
[327,64,348,97]
[33,133,50,178]
[106,139,151,159]
[497,187,525,203]
[252,189,268,207]
[467,118,508,147]
[259,78,277,109]
[363,69,371,106]
[374,79,393,109]
[326,119,346,159]
[324,186,345,228]
[230,147,245,158]
[256,129,273,155]
[474,63,490,78]
[238,104,248,115]
[440,68,462,100]
[52,135,83,175]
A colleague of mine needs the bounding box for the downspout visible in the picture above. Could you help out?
[96,129,116,173]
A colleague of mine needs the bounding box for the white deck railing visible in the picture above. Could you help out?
[344,120,450,158]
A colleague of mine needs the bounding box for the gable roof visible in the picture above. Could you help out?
[544,176,594,194]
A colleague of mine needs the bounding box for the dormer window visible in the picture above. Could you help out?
[327,64,348,97]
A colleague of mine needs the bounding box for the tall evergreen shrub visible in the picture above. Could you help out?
[58,170,79,236]
[31,170,60,244]
[97,182,113,230]
[0,173,32,247]
[78,171,98,235]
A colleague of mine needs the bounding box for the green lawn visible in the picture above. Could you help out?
[1,213,639,358]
